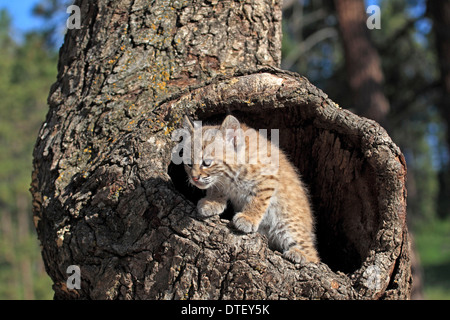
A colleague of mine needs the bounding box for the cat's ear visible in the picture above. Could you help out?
[183,115,194,133]
[220,115,242,149]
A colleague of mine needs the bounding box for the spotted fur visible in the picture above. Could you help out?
[182,115,319,264]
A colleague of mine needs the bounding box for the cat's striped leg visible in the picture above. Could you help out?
[232,179,277,233]
[283,227,320,264]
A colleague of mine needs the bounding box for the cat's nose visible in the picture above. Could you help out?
[192,176,199,182]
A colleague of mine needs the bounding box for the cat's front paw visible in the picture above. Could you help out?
[196,198,226,218]
[283,245,319,265]
[283,246,307,265]
[232,212,259,233]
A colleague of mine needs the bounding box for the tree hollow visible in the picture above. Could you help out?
[164,69,411,299]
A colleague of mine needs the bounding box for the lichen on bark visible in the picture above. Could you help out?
[31,0,411,299]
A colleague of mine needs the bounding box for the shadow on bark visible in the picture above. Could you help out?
[30,0,411,300]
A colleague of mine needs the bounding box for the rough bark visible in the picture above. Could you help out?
[31,0,411,299]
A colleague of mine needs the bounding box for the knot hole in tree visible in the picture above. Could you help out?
[167,72,401,275]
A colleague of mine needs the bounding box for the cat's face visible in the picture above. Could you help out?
[182,115,241,190]
[183,125,224,190]
[184,158,217,189]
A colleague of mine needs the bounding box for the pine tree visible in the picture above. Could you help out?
[0,8,56,299]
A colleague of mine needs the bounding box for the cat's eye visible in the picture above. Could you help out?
[202,159,213,167]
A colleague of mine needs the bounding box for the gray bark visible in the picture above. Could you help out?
[31,0,411,299]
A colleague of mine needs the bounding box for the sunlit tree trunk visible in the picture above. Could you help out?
[31,0,411,299]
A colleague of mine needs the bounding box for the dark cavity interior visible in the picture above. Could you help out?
[168,104,380,274]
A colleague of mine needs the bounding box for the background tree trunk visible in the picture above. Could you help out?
[427,0,450,148]
[333,0,390,126]
[31,0,411,299]
[427,0,450,221]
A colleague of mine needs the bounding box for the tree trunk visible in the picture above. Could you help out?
[427,0,450,148]
[333,0,390,126]
[31,0,411,299]
[427,0,450,221]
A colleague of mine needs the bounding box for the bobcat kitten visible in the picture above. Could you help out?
[182,115,319,264]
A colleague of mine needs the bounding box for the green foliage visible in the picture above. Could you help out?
[0,8,56,300]
[415,217,450,299]
[0,0,448,300]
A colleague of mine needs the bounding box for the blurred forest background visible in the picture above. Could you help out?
[0,0,449,299]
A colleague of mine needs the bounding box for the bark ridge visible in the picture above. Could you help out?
[31,0,411,300]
